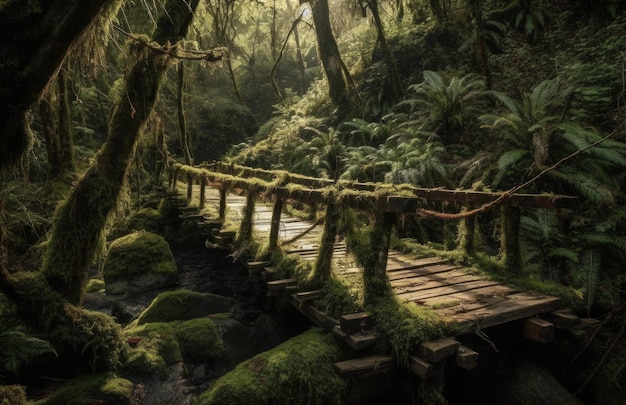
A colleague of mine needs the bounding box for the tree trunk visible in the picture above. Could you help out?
[43,0,200,305]
[177,61,193,166]
[0,0,116,169]
[39,97,64,179]
[311,0,349,110]
[57,65,76,173]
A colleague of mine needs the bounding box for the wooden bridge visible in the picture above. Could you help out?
[163,161,584,378]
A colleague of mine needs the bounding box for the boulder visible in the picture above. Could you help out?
[136,289,235,324]
[103,231,179,296]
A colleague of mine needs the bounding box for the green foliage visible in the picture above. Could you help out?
[40,372,134,405]
[102,231,177,280]
[85,278,105,293]
[193,328,347,405]
[173,318,225,362]
[0,319,56,379]
[123,322,182,376]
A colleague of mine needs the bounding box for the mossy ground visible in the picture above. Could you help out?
[193,328,347,405]
[135,289,210,325]
[123,322,182,377]
[35,372,133,405]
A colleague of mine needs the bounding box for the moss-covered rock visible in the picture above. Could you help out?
[103,231,178,296]
[40,372,134,405]
[126,207,163,234]
[173,318,225,362]
[84,278,105,293]
[193,328,347,405]
[136,290,235,325]
[0,385,26,405]
[123,322,182,376]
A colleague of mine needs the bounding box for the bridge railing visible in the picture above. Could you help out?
[167,160,579,280]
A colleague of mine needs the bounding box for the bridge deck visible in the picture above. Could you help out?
[198,187,559,335]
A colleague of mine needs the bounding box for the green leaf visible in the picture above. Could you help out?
[497,149,529,169]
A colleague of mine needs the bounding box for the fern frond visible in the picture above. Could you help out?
[547,247,580,263]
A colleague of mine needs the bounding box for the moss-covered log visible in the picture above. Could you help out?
[43,0,200,304]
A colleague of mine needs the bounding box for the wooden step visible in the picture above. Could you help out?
[334,355,395,376]
[333,326,378,350]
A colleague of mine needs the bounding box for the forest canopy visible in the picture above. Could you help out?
[1,0,626,403]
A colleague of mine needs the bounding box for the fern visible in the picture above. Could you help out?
[547,247,580,263]
[0,325,57,377]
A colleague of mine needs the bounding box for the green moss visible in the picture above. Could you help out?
[0,385,26,405]
[123,322,182,376]
[193,328,347,405]
[126,207,163,234]
[136,290,213,325]
[173,318,225,362]
[41,372,133,405]
[368,299,454,365]
[102,231,176,280]
[84,278,105,293]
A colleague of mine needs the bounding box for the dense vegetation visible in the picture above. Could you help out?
[1,0,625,403]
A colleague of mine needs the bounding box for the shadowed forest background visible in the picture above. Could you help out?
[1,0,626,404]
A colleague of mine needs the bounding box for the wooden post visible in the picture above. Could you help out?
[186,173,193,202]
[199,175,206,209]
[501,205,521,272]
[312,194,338,284]
[268,197,284,251]
[219,185,227,220]
[170,166,180,191]
[363,210,395,305]
[460,208,475,256]
[236,191,256,244]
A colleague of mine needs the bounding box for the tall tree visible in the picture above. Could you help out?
[310,0,349,110]
[0,0,117,170]
[43,0,201,304]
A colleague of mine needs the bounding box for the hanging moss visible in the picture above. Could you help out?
[41,372,134,405]
[193,328,347,405]
[123,322,182,376]
[173,318,225,362]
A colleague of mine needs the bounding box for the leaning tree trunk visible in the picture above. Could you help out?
[311,0,349,110]
[43,0,200,305]
[0,0,115,170]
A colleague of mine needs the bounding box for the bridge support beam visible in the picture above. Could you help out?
[312,194,338,284]
[501,205,521,272]
[236,190,257,245]
[199,175,206,209]
[219,185,227,220]
[363,211,395,306]
[460,208,476,256]
[186,172,193,202]
[269,197,284,252]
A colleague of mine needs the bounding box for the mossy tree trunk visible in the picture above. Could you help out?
[311,0,349,110]
[312,193,338,285]
[43,0,200,305]
[363,210,395,306]
[177,61,193,166]
[39,96,64,179]
[57,64,76,173]
[0,0,116,170]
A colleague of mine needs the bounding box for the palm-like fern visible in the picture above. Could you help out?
[0,322,57,379]
[397,70,487,144]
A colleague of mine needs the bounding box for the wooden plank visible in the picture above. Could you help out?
[340,312,372,335]
[523,317,555,343]
[418,338,460,363]
[549,310,580,330]
[386,257,449,271]
[428,287,516,311]
[455,345,478,370]
[409,356,444,379]
[333,326,378,350]
[398,280,502,301]
[387,264,462,281]
[266,278,297,292]
[444,292,560,335]
[294,290,322,302]
[392,274,487,294]
[334,355,395,376]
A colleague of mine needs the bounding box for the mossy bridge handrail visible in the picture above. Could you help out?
[166,160,579,277]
